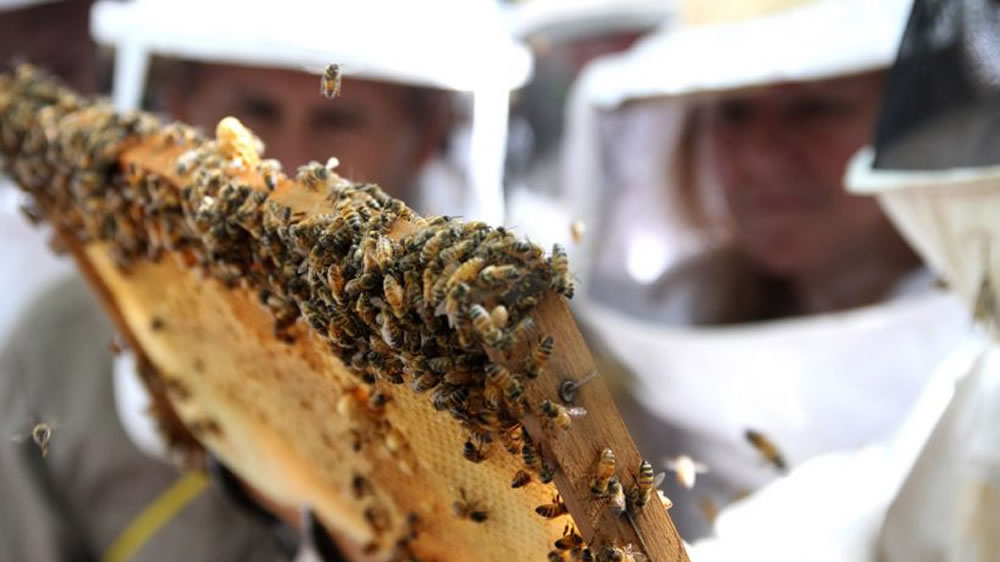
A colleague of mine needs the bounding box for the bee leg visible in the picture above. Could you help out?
[300,506,348,562]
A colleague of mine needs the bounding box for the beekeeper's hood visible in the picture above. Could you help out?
[546,0,975,503]
[90,0,532,224]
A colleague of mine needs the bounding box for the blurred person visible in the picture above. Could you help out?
[503,0,671,242]
[555,0,975,543]
[0,0,530,560]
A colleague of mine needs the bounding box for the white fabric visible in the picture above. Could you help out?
[0,180,73,344]
[579,0,913,109]
[847,147,1000,317]
[112,351,170,462]
[582,291,973,494]
[687,336,989,561]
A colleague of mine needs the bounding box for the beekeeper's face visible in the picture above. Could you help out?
[699,72,890,276]
[168,63,446,201]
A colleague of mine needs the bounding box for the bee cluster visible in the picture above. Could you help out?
[1,66,608,561]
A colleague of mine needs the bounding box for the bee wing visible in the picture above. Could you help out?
[694,461,709,473]
[10,434,27,444]
[653,471,666,488]
[566,407,588,417]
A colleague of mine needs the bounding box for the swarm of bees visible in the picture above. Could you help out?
[0,65,663,562]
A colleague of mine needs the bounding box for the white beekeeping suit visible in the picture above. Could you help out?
[552,0,976,544]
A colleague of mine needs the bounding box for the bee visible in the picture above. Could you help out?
[570,220,585,243]
[522,440,554,483]
[469,304,502,345]
[412,371,441,393]
[150,316,166,331]
[12,422,56,457]
[432,384,467,412]
[699,497,718,524]
[446,256,485,291]
[256,158,282,191]
[628,460,665,514]
[607,478,626,515]
[382,274,406,319]
[340,203,362,231]
[745,429,788,472]
[535,494,568,519]
[321,63,342,98]
[453,488,488,523]
[600,544,647,562]
[510,316,535,346]
[499,424,525,455]
[511,469,531,488]
[463,438,489,463]
[478,264,519,285]
[485,363,522,401]
[420,227,454,264]
[364,505,391,534]
[591,448,616,495]
[526,335,555,378]
[554,524,584,552]
[663,454,709,490]
[551,243,574,298]
[539,399,587,430]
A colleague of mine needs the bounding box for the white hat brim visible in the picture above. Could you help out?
[91,0,532,92]
[581,0,913,108]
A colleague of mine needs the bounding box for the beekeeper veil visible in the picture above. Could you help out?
[550,0,976,539]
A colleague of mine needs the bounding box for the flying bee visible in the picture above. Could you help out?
[973,272,998,330]
[591,448,616,495]
[463,438,489,463]
[382,275,406,319]
[628,460,665,513]
[535,494,568,519]
[607,478,626,515]
[664,454,709,490]
[551,243,574,298]
[570,220,585,243]
[745,429,788,472]
[12,421,57,457]
[511,469,531,488]
[453,488,488,523]
[321,63,342,98]
[539,399,587,430]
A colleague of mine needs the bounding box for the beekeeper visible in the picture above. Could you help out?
[554,0,975,541]
[0,1,530,560]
